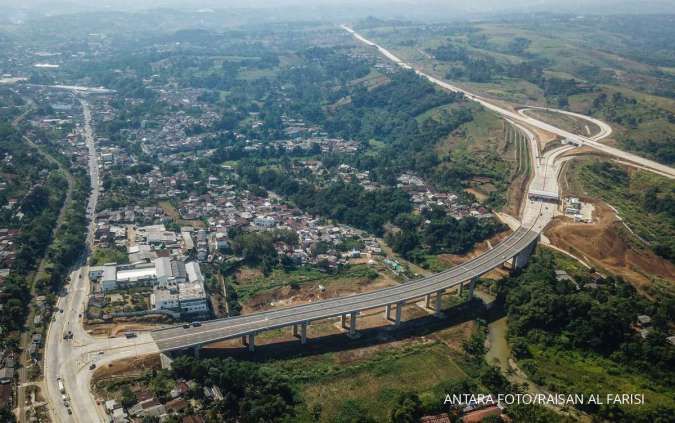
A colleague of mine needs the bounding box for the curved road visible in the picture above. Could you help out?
[151,226,539,352]
[44,28,675,423]
[342,25,675,180]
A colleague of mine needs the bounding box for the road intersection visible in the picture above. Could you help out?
[40,30,675,423]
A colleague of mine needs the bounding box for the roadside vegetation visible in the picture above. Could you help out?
[498,249,675,421]
[569,159,675,263]
[385,205,506,266]
[359,15,675,166]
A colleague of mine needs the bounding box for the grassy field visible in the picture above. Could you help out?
[263,334,475,422]
[158,200,206,228]
[435,107,517,208]
[366,19,675,168]
[89,246,129,266]
[522,109,600,137]
[569,159,675,263]
[363,19,675,110]
[520,345,675,416]
[233,264,387,302]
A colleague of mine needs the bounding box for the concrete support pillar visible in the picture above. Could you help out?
[457,282,463,297]
[349,311,357,336]
[300,322,307,344]
[512,236,539,270]
[394,301,403,327]
[425,294,431,309]
[247,333,255,352]
[193,345,201,359]
[434,290,443,318]
[468,278,476,299]
[341,313,347,329]
[384,304,392,321]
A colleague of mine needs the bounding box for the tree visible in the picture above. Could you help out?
[0,407,16,423]
[120,385,137,408]
[333,400,376,423]
[389,392,422,423]
[169,357,297,422]
[479,366,511,393]
[505,404,563,423]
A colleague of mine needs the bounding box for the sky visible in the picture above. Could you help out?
[2,0,675,20]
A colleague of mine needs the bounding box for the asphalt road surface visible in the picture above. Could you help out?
[342,26,675,180]
[42,28,675,423]
[152,226,539,352]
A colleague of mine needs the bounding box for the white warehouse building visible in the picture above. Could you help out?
[92,259,209,317]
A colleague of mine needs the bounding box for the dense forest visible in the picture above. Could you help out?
[170,356,298,423]
[244,165,412,236]
[386,206,506,265]
[498,250,674,421]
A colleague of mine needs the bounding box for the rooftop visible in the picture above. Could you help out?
[116,266,156,282]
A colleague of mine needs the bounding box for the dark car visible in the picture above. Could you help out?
[89,363,96,370]
[182,324,190,329]
[191,321,202,327]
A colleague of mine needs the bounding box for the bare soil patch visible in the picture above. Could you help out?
[430,229,512,279]
[234,266,263,284]
[92,354,160,387]
[241,272,398,314]
[545,201,675,294]
[86,316,169,337]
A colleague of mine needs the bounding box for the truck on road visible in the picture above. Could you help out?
[57,378,65,394]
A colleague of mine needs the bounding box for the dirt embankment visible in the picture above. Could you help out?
[241,272,398,314]
[545,201,675,294]
[91,354,160,389]
[429,229,512,280]
[86,316,169,337]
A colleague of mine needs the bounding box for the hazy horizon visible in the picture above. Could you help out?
[2,0,675,21]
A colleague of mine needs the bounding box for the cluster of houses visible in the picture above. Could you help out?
[335,164,384,191]
[202,110,362,156]
[0,350,17,412]
[274,115,360,153]
[103,378,203,423]
[295,163,494,220]
[0,228,19,272]
[175,188,378,268]
[93,207,168,248]
[396,173,494,219]
[636,315,675,345]
[98,145,132,170]
[126,92,221,155]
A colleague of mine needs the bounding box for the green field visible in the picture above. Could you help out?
[361,17,675,164]
[233,264,385,302]
[520,345,675,418]
[263,337,473,422]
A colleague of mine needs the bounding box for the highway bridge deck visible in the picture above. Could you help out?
[152,226,539,352]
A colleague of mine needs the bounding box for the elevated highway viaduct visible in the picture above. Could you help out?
[152,226,539,355]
